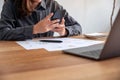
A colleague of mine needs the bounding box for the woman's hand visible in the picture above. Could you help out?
[33,13,60,34]
[52,18,67,36]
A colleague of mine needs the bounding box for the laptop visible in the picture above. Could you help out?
[63,9,120,60]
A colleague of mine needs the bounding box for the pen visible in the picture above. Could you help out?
[39,40,63,43]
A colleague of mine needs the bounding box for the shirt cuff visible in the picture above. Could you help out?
[65,27,71,37]
[23,25,33,39]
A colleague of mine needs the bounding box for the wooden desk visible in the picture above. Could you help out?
[0,37,120,80]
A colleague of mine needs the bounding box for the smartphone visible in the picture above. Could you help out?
[51,10,66,23]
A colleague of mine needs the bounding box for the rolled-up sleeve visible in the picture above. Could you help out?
[53,1,82,36]
[64,13,82,36]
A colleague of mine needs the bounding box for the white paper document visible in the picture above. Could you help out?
[16,38,104,51]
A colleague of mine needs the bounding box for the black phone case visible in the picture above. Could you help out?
[51,10,65,23]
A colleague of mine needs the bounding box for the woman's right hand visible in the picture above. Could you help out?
[33,13,60,34]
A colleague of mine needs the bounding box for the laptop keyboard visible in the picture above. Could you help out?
[79,49,102,58]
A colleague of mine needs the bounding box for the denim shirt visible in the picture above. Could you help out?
[0,0,82,40]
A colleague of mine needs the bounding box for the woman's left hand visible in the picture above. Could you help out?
[52,18,67,36]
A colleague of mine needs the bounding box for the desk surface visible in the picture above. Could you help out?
[0,36,120,80]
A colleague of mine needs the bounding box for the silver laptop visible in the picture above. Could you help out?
[63,9,120,60]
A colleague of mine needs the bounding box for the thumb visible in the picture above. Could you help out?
[61,17,65,24]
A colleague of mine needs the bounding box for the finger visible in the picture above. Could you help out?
[52,26,63,31]
[51,28,60,32]
[52,28,62,32]
[49,23,59,29]
[60,17,65,24]
[46,13,54,20]
[51,19,60,24]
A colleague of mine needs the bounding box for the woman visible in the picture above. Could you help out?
[0,0,82,40]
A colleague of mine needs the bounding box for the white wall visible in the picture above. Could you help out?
[0,0,4,14]
[0,0,120,34]
[57,0,120,33]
